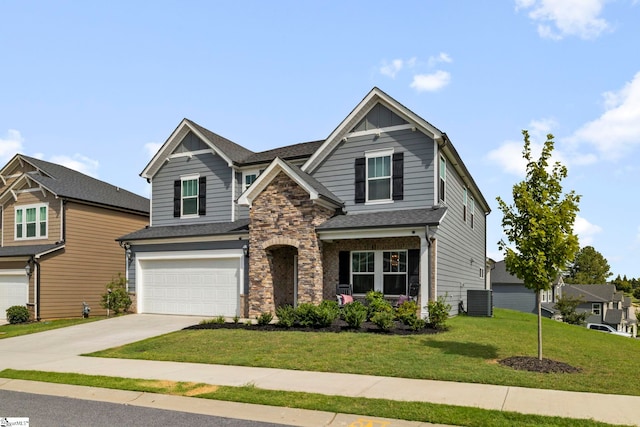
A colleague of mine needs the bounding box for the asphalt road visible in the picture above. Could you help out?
[0,390,289,427]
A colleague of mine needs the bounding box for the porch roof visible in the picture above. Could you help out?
[118,219,250,241]
[0,243,65,259]
[316,206,447,231]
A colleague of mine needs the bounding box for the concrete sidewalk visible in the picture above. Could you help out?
[1,315,638,426]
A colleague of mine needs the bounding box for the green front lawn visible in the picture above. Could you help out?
[88,309,640,396]
[0,317,103,339]
[0,369,626,427]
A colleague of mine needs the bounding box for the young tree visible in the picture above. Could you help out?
[497,130,580,360]
[565,246,611,284]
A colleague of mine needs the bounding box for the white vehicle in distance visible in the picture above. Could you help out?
[586,323,632,338]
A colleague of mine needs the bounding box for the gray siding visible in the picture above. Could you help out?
[351,104,408,132]
[493,284,537,314]
[435,155,486,314]
[312,128,436,213]
[151,152,233,226]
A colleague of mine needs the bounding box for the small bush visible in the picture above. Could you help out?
[6,305,30,324]
[232,315,240,324]
[371,310,395,331]
[275,305,296,328]
[365,290,393,320]
[256,311,273,325]
[313,300,340,327]
[395,300,419,326]
[295,303,317,327]
[342,300,368,328]
[410,317,427,331]
[427,295,451,330]
[101,273,132,315]
[215,315,226,324]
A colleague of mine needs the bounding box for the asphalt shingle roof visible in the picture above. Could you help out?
[491,260,524,284]
[604,309,623,324]
[185,119,255,164]
[21,155,149,214]
[282,160,344,207]
[317,207,447,230]
[118,219,250,241]
[0,243,64,258]
[562,284,616,302]
[242,140,325,165]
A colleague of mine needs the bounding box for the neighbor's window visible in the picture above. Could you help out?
[181,177,199,216]
[439,155,446,202]
[352,251,375,294]
[16,204,48,239]
[366,152,392,201]
[243,171,258,192]
[592,303,601,315]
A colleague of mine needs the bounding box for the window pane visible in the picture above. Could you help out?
[353,252,374,273]
[368,156,390,178]
[26,208,36,222]
[40,221,46,236]
[383,275,406,295]
[26,223,36,237]
[369,178,391,200]
[353,275,374,294]
[182,198,197,215]
[245,174,256,187]
[40,206,47,218]
[182,179,198,197]
[16,224,22,238]
[16,210,22,223]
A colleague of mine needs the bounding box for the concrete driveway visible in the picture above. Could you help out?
[0,314,207,370]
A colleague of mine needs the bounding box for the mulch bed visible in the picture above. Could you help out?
[185,318,441,335]
[499,356,581,374]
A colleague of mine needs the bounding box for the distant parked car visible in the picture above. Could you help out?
[586,323,632,338]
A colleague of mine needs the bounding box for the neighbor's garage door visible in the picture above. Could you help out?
[0,273,28,321]
[139,258,239,317]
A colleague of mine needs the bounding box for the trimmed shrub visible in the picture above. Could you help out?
[256,311,273,325]
[371,310,395,331]
[6,305,30,324]
[275,305,296,328]
[101,273,132,315]
[313,300,340,327]
[295,303,317,327]
[410,317,427,331]
[365,290,393,320]
[342,300,368,328]
[427,295,451,330]
[395,300,419,326]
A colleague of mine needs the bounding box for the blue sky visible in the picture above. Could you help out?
[1,1,640,278]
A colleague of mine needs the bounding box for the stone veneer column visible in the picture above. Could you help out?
[248,172,335,317]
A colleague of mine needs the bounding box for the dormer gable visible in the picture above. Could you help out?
[350,104,408,132]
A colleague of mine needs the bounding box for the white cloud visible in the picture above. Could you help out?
[379,59,404,79]
[516,0,610,40]
[569,72,640,160]
[427,52,453,67]
[0,129,24,163]
[50,154,100,177]
[410,71,451,92]
[144,142,162,158]
[574,215,602,246]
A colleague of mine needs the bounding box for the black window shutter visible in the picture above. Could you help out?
[355,157,365,204]
[408,249,420,283]
[392,152,404,200]
[173,180,181,217]
[198,176,206,216]
[338,251,351,284]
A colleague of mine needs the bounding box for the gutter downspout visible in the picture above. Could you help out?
[28,256,41,321]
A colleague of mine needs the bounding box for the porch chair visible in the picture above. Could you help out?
[336,283,353,307]
[408,277,420,302]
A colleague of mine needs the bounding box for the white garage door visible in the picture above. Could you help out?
[0,273,28,321]
[140,258,239,316]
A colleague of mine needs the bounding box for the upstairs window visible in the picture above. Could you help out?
[174,175,206,218]
[592,303,601,315]
[469,195,475,229]
[16,204,47,240]
[463,187,467,221]
[367,153,391,201]
[242,170,259,192]
[439,155,446,202]
[355,150,403,204]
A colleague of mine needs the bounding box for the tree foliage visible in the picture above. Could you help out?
[496,130,580,360]
[554,294,588,325]
[565,246,611,284]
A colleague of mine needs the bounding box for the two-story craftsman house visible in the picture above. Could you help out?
[118,88,490,318]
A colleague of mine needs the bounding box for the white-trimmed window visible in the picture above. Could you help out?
[463,187,467,221]
[592,303,601,315]
[16,203,48,240]
[352,250,408,296]
[242,170,258,192]
[439,155,446,202]
[366,149,392,202]
[469,195,475,229]
[181,175,199,216]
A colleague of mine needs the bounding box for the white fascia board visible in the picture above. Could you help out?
[125,233,249,246]
[135,248,244,261]
[318,226,427,241]
[35,245,65,259]
[238,158,317,206]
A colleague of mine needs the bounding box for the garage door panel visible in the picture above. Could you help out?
[0,275,29,321]
[140,258,239,317]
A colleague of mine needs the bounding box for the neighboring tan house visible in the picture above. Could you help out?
[559,284,637,336]
[491,260,561,318]
[0,154,149,320]
[118,87,490,318]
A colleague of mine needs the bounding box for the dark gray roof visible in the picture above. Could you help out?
[541,302,559,314]
[562,284,615,303]
[0,243,64,258]
[118,219,249,241]
[317,207,447,231]
[20,155,149,214]
[282,160,343,207]
[186,119,255,164]
[604,309,623,325]
[491,260,524,285]
[242,140,324,165]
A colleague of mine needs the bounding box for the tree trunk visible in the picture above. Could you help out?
[537,290,543,361]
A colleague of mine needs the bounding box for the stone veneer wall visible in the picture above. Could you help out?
[322,236,421,300]
[248,172,335,317]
